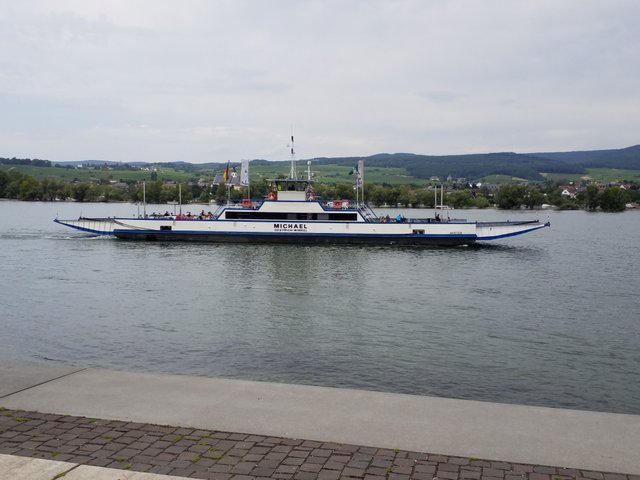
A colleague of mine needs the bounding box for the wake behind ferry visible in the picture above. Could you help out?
[55,155,549,246]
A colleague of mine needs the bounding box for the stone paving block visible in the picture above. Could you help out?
[437,470,460,480]
[294,472,319,480]
[148,464,175,474]
[233,442,255,450]
[529,473,551,480]
[230,461,257,474]
[251,466,276,477]
[582,473,605,480]
[271,445,293,454]
[242,453,265,462]
[328,454,350,463]
[342,466,366,477]
[604,475,628,480]
[207,474,232,480]
[388,473,410,480]
[482,467,506,477]
[391,464,412,475]
[84,456,112,467]
[394,458,415,468]
[512,464,534,473]
[289,449,311,458]
[461,469,482,479]
[322,460,346,470]
[472,459,493,468]
[209,463,233,473]
[282,456,305,466]
[415,463,437,473]
[299,462,323,473]
[534,466,558,474]
[347,460,370,469]
[505,474,527,480]
[311,448,332,457]
[352,453,374,462]
[256,458,280,469]
[276,464,299,474]
[428,454,449,463]
[364,466,388,476]
[317,470,341,480]
[305,455,327,464]
[370,457,393,468]
[228,448,250,457]
[334,443,359,454]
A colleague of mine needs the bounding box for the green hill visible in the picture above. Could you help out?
[531,145,640,169]
[2,144,639,184]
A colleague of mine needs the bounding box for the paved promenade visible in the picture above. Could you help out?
[1,363,639,479]
[1,408,639,480]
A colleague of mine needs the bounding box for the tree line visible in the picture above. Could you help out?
[0,168,636,212]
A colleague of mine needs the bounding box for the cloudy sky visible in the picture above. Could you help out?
[2,0,639,163]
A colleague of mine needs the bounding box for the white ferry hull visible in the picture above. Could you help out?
[54,216,548,246]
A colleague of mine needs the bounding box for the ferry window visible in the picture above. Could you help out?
[225,211,288,220]
[328,213,358,221]
[296,213,318,220]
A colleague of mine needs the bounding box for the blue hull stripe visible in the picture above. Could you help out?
[113,229,477,239]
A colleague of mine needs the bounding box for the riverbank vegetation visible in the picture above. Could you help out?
[1,165,637,212]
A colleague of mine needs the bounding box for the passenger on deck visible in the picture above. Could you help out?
[435,213,441,222]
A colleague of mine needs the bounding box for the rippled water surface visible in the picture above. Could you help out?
[1,201,639,414]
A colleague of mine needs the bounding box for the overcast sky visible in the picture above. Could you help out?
[2,0,639,163]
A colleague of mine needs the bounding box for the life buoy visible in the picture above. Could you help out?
[267,191,277,201]
[242,198,252,208]
[333,200,342,209]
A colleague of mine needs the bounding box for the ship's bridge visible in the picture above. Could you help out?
[269,177,315,202]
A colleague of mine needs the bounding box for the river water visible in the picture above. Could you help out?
[1,200,638,414]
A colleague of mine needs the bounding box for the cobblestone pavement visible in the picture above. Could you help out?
[0,408,637,480]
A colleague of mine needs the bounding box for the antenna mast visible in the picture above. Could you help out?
[288,134,297,179]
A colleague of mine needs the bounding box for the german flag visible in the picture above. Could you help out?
[223,161,230,183]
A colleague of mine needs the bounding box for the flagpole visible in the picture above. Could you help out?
[224,161,230,206]
[361,171,364,207]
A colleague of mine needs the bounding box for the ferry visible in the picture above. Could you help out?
[54,164,550,247]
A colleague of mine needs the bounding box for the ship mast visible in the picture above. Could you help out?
[288,134,297,179]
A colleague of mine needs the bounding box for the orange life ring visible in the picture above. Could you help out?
[242,198,252,208]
